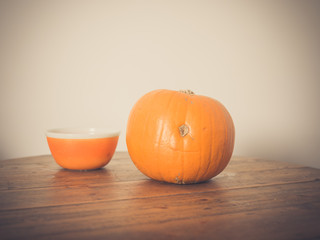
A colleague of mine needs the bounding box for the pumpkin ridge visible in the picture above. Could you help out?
[210,100,233,178]
[140,90,163,180]
[215,102,235,176]
[179,91,192,183]
[216,105,228,177]
[179,90,196,183]
[153,91,165,182]
[210,100,226,178]
[202,97,216,181]
[194,97,204,183]
[198,97,213,182]
[157,91,177,182]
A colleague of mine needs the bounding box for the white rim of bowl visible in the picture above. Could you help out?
[45,128,120,139]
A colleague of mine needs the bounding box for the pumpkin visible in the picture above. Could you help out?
[126,89,235,184]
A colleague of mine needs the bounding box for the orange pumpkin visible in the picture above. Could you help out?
[126,89,235,184]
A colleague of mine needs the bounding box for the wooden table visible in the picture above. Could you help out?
[1,152,320,240]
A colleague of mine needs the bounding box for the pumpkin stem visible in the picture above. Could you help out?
[179,90,195,95]
[179,124,189,137]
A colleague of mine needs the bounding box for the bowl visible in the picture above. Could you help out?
[46,128,120,170]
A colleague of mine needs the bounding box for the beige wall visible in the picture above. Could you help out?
[1,0,319,168]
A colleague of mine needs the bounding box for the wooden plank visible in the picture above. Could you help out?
[0,154,310,191]
[0,156,319,210]
[86,203,320,240]
[1,163,319,210]
[0,180,319,240]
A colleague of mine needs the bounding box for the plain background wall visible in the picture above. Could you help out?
[1,0,319,168]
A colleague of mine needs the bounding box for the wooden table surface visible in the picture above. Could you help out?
[1,152,320,240]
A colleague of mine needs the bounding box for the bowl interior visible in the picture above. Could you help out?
[46,128,120,139]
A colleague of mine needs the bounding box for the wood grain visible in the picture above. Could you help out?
[0,152,320,240]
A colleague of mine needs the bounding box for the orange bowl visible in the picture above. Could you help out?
[46,128,120,170]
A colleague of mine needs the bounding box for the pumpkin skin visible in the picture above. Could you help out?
[126,89,235,184]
